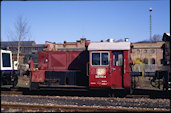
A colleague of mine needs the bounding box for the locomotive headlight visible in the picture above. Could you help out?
[45,59,48,63]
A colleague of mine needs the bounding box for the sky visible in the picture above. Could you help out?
[1,0,170,44]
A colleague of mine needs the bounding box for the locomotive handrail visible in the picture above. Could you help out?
[28,60,34,71]
[86,62,89,76]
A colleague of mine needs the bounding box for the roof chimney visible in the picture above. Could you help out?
[107,38,114,42]
[125,38,129,42]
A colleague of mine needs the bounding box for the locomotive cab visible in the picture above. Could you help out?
[88,41,131,89]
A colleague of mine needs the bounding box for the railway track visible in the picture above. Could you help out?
[1,87,170,99]
[0,90,158,99]
[1,103,170,112]
[1,94,170,112]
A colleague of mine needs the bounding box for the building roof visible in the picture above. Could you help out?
[132,41,164,49]
[1,41,36,47]
[88,42,130,51]
[44,38,88,51]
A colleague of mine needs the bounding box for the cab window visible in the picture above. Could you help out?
[91,52,109,66]
[2,53,11,67]
[102,53,109,65]
[92,53,100,65]
[113,51,123,66]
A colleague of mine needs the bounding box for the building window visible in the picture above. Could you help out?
[151,58,155,64]
[137,49,140,54]
[151,49,155,54]
[144,49,147,53]
[143,58,148,64]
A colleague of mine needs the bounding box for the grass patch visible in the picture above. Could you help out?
[16,75,30,88]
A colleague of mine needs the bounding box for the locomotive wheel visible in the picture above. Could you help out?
[109,92,115,97]
[108,89,115,97]
[30,82,39,90]
[108,89,129,97]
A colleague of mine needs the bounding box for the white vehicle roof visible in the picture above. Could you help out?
[1,49,12,54]
[88,42,131,51]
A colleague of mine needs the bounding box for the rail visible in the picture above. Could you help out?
[1,103,169,112]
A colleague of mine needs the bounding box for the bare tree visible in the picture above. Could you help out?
[150,34,162,42]
[7,16,31,68]
[137,34,162,43]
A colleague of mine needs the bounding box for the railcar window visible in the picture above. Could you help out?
[113,51,123,66]
[92,53,100,65]
[2,53,11,67]
[102,53,109,65]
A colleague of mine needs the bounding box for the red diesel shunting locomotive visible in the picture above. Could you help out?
[29,39,132,91]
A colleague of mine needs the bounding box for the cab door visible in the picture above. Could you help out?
[89,51,111,87]
[110,51,123,88]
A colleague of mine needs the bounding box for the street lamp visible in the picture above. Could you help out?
[149,8,153,65]
[149,8,152,41]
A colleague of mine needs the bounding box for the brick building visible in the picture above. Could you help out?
[131,41,165,65]
[162,33,170,65]
[1,39,90,65]
[44,38,90,51]
[1,41,45,65]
